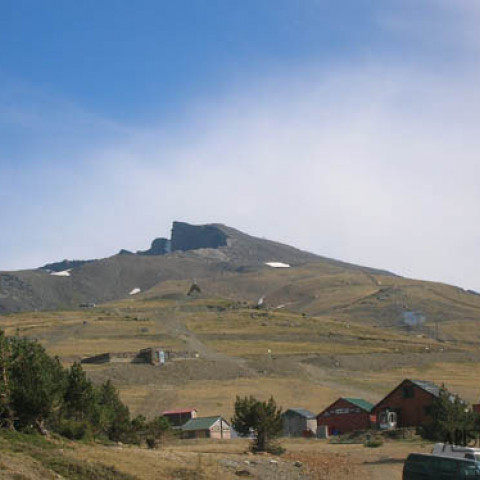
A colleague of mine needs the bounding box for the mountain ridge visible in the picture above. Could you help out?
[2,221,480,334]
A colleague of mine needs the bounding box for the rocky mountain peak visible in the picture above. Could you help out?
[170,221,228,252]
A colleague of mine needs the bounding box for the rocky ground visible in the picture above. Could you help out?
[0,433,432,480]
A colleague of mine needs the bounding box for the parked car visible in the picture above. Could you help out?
[432,443,480,462]
[403,453,480,479]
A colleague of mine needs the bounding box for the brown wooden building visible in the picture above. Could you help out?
[317,398,375,435]
[162,408,197,427]
[373,379,443,428]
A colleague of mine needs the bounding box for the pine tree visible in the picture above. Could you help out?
[97,380,132,442]
[232,395,283,453]
[9,336,66,433]
[0,330,14,429]
[426,386,476,443]
[145,415,170,447]
[63,362,96,421]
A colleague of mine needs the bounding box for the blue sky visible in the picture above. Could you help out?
[1,1,405,121]
[1,1,480,290]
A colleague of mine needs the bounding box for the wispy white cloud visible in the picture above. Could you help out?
[1,2,480,292]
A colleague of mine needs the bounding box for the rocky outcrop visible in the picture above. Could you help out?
[137,238,171,256]
[170,222,228,252]
[138,223,228,255]
[10,220,479,324]
[40,222,229,271]
[39,259,95,272]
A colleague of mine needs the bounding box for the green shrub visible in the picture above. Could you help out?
[56,418,93,441]
[422,386,477,442]
[364,438,383,448]
[0,329,173,448]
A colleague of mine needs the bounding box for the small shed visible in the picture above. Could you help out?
[181,416,231,440]
[282,408,317,437]
[372,379,446,429]
[162,408,197,427]
[81,346,169,366]
[317,398,375,435]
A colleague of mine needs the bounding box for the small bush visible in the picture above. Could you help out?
[56,419,93,441]
[44,457,136,480]
[263,442,285,455]
[364,438,383,448]
[146,437,157,449]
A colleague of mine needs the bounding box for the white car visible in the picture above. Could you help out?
[432,443,480,461]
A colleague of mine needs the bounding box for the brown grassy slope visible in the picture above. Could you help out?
[1,293,479,480]
[137,262,480,332]
[2,219,480,331]
[0,430,432,480]
[3,294,480,422]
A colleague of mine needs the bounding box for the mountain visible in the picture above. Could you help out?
[1,221,480,335]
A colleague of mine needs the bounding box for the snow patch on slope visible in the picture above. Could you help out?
[265,262,290,268]
[129,288,141,295]
[50,270,71,277]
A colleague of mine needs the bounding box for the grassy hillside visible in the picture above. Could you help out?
[2,223,480,352]
[3,291,480,421]
[2,287,480,479]
[0,429,433,480]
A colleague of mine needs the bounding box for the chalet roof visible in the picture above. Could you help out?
[373,379,446,411]
[316,397,374,417]
[162,408,197,415]
[182,416,225,431]
[343,398,374,412]
[284,408,316,419]
[410,380,441,398]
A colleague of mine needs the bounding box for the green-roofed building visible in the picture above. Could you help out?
[181,416,232,440]
[343,398,374,412]
[317,397,376,436]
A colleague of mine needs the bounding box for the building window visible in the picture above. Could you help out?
[402,386,415,399]
[424,405,432,415]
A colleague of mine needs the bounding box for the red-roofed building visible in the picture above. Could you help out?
[162,408,197,427]
[317,398,375,435]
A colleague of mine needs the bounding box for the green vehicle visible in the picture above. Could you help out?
[403,453,480,479]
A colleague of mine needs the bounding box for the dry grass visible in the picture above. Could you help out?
[439,319,480,343]
[65,437,434,480]
[184,309,406,338]
[0,429,434,480]
[204,339,393,356]
[3,297,480,424]
[330,361,480,404]
[71,442,238,480]
[282,438,433,480]
[152,377,338,418]
[1,308,184,361]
